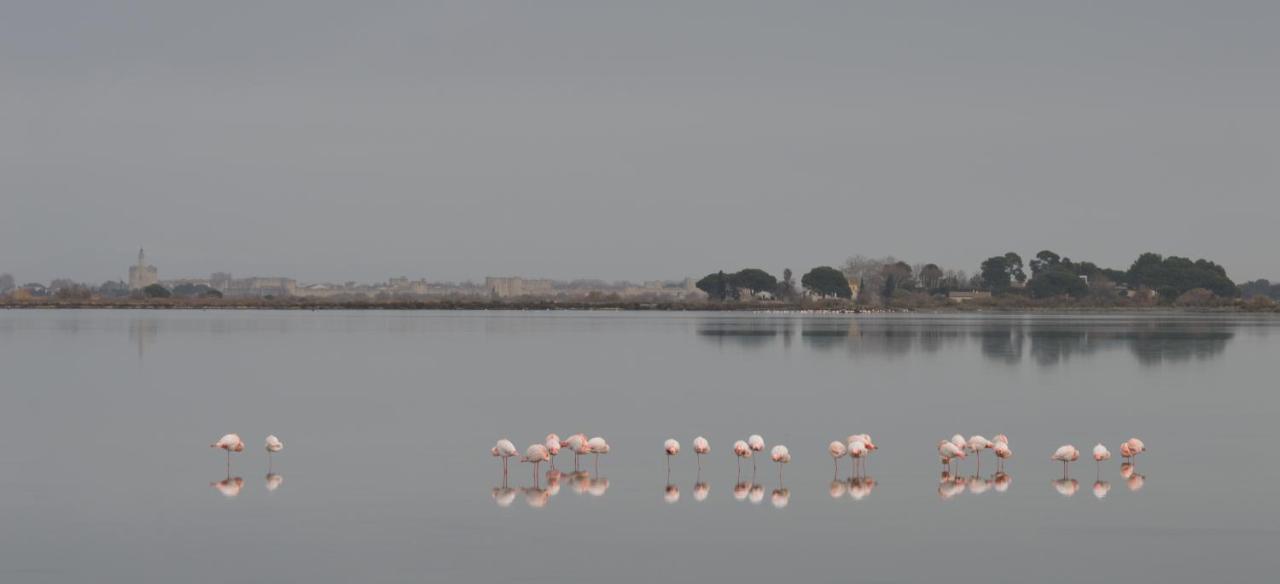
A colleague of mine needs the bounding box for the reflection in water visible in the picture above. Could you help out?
[733,481,750,502]
[491,487,516,508]
[698,316,1234,367]
[992,472,1012,493]
[523,487,550,508]
[939,471,1009,499]
[1093,480,1111,499]
[829,479,846,499]
[771,488,790,509]
[212,475,245,498]
[1121,463,1147,491]
[1053,478,1080,497]
[749,483,765,505]
[664,484,680,504]
[848,477,876,501]
[265,473,283,492]
[490,467,610,508]
[938,472,965,500]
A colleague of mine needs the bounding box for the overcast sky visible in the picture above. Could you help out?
[2,1,1277,284]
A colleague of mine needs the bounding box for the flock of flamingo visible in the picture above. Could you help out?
[208,433,284,497]
[487,432,1149,507]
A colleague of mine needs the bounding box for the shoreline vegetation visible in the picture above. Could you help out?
[2,296,1277,312]
[4,250,1279,313]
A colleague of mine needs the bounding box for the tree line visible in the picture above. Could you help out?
[695,250,1252,306]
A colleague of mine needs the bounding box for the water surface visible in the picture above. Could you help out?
[1,310,1277,583]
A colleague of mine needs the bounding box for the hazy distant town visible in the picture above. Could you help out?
[1,248,1278,311]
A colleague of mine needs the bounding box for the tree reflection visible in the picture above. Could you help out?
[696,316,1233,367]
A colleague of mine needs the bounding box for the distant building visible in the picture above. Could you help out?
[947,290,992,302]
[485,277,554,298]
[128,249,159,290]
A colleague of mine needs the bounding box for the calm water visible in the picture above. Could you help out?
[2,310,1278,583]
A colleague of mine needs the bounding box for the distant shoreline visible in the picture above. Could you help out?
[1,298,1275,313]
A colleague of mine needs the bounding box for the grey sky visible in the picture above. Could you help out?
[2,1,1277,284]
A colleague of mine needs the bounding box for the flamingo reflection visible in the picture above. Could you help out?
[212,474,244,497]
[829,479,847,499]
[664,483,680,504]
[733,481,751,501]
[523,487,550,508]
[771,488,790,509]
[938,471,965,500]
[588,477,610,497]
[848,476,876,501]
[491,486,517,507]
[1092,480,1111,499]
[992,471,1012,493]
[570,471,591,495]
[693,469,709,502]
[1121,463,1146,491]
[1052,478,1080,497]
[966,474,991,495]
[748,483,765,505]
[265,473,283,492]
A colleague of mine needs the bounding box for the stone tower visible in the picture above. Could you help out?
[128,248,159,290]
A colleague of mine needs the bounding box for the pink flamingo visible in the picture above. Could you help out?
[733,440,752,473]
[692,436,710,468]
[211,434,245,470]
[939,440,966,472]
[828,441,847,475]
[993,441,1012,471]
[847,439,868,476]
[664,439,680,471]
[521,444,550,483]
[770,445,791,479]
[747,435,765,472]
[1052,444,1080,477]
[491,439,518,474]
[1123,438,1146,462]
[544,434,562,467]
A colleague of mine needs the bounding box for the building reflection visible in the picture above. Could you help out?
[697,316,1233,367]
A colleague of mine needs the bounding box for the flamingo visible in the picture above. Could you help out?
[828,441,847,475]
[992,434,1008,446]
[587,437,609,471]
[664,439,680,471]
[950,434,967,453]
[521,444,550,482]
[544,434,562,467]
[847,434,877,453]
[847,439,868,476]
[939,440,966,472]
[564,434,590,469]
[1124,438,1146,462]
[491,439,518,474]
[211,434,245,468]
[733,440,752,473]
[748,435,765,471]
[692,436,710,468]
[968,435,994,468]
[993,441,1012,471]
[1092,443,1111,475]
[1052,444,1080,477]
[770,445,790,479]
